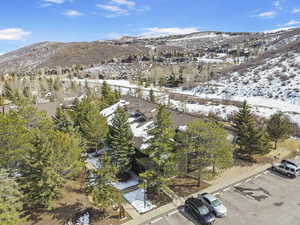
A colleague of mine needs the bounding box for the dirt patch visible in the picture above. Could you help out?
[262,138,300,163]
[146,190,172,209]
[169,176,210,197]
[21,179,131,225]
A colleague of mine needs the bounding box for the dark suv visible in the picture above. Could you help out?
[185,197,216,224]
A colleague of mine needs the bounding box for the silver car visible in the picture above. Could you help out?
[198,193,227,217]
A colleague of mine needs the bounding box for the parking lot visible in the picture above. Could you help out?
[142,170,300,225]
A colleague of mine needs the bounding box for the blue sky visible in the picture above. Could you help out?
[1,0,300,54]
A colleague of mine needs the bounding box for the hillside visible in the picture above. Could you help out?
[183,41,300,105]
[176,40,300,126]
[0,41,149,72]
[1,28,300,73]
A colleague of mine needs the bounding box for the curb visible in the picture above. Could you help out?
[123,164,271,225]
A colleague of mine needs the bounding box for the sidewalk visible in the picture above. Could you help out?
[122,163,271,225]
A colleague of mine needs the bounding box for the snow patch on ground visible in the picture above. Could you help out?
[197,58,224,63]
[74,212,90,225]
[176,51,300,126]
[111,171,139,191]
[123,188,156,214]
[170,98,300,126]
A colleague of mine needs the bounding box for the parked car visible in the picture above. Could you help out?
[198,193,227,217]
[281,159,300,169]
[272,162,300,177]
[185,197,216,225]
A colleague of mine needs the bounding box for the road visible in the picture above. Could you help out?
[140,169,300,225]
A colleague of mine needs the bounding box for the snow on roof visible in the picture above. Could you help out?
[100,99,155,147]
[130,121,154,139]
[100,100,129,117]
[123,188,156,213]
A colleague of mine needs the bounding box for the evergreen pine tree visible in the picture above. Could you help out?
[3,81,14,101]
[19,133,64,209]
[81,105,109,151]
[101,81,110,98]
[87,153,122,214]
[209,122,233,174]
[0,95,5,115]
[147,105,175,174]
[22,86,30,98]
[69,97,94,131]
[183,119,233,185]
[267,112,292,149]
[233,101,271,155]
[0,113,31,169]
[233,101,255,130]
[149,89,155,102]
[0,169,23,225]
[101,81,117,105]
[109,107,134,175]
[142,105,175,193]
[53,107,73,133]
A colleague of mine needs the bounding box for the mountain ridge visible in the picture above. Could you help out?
[1,28,300,73]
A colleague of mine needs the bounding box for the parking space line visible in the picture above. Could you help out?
[213,192,220,196]
[234,182,242,187]
[167,211,178,216]
[223,187,231,192]
[150,217,163,224]
[245,178,252,183]
[254,174,261,179]
[264,171,270,174]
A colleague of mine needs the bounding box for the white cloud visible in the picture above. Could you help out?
[97,4,124,12]
[62,10,83,17]
[44,0,64,3]
[273,1,280,7]
[96,0,147,18]
[40,3,52,7]
[277,19,300,27]
[97,4,129,17]
[292,8,300,14]
[141,27,199,37]
[0,28,31,40]
[273,0,282,10]
[111,0,135,7]
[257,11,276,18]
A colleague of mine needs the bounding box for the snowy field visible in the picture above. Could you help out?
[169,97,300,127]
